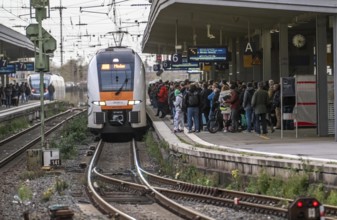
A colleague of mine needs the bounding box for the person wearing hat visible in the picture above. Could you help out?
[173,88,184,133]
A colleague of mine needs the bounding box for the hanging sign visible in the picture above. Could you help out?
[188,47,227,62]
[170,53,199,70]
[0,63,16,74]
[16,62,35,71]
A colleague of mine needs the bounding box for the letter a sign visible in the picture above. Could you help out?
[245,42,254,53]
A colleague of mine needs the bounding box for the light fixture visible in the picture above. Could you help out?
[128,100,142,105]
[207,24,215,39]
[92,101,106,106]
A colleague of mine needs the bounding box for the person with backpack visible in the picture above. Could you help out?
[184,83,200,133]
[219,84,231,132]
[225,84,241,132]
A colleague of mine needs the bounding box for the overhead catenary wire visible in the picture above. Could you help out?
[1,0,150,66]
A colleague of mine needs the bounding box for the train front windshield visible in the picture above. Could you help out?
[98,63,133,92]
[29,74,50,93]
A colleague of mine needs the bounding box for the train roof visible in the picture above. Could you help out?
[27,73,64,79]
[28,72,62,76]
[94,47,137,63]
[96,46,135,55]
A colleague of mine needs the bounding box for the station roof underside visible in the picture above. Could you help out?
[0,24,35,60]
[142,0,337,54]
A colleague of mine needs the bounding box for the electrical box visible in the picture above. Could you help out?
[27,149,43,170]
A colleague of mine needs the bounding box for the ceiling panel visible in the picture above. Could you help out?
[142,2,322,54]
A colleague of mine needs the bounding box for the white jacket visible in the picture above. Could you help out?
[174,94,183,111]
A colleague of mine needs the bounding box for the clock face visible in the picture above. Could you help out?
[292,34,306,48]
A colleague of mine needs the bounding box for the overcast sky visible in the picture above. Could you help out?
[1,0,151,66]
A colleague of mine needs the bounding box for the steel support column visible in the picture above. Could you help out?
[316,15,329,136]
[231,38,237,82]
[333,15,337,141]
[262,29,272,81]
[279,23,289,78]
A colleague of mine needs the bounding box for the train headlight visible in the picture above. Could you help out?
[92,101,106,106]
[128,100,142,105]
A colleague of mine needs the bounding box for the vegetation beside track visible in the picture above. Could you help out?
[50,113,88,159]
[0,117,30,139]
[144,131,218,187]
[16,112,88,204]
[0,101,69,140]
[238,169,337,206]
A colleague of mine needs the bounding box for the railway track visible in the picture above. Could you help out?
[0,108,85,169]
[141,164,337,219]
[86,138,337,220]
[87,139,212,219]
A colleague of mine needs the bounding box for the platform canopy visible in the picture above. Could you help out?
[0,24,35,60]
[142,0,337,54]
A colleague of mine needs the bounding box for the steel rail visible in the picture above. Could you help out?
[86,139,136,220]
[140,169,337,219]
[0,109,72,146]
[94,169,288,218]
[0,109,84,168]
[140,168,291,205]
[131,139,214,220]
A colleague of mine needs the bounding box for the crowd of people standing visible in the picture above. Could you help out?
[148,78,282,135]
[0,82,31,108]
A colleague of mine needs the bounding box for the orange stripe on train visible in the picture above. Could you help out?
[100,91,133,110]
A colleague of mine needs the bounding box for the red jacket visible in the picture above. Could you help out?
[225,89,240,110]
[157,85,168,103]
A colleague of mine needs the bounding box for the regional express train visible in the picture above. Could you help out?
[27,73,65,100]
[87,47,147,138]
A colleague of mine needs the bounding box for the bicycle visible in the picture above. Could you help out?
[207,105,247,133]
[207,106,224,133]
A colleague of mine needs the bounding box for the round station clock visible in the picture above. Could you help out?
[292,34,306,48]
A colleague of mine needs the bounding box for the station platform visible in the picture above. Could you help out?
[146,105,337,163]
[0,100,54,120]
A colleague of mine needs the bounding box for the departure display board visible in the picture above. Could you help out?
[188,47,228,62]
[0,63,16,74]
[171,56,199,70]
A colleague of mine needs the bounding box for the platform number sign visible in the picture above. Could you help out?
[153,64,160,72]
[0,58,8,68]
[288,197,321,220]
[162,60,171,70]
[171,53,182,64]
[16,62,35,71]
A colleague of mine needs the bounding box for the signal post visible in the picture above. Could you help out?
[26,0,57,148]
